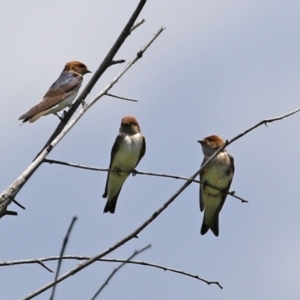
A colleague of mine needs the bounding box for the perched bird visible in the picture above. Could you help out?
[103,116,146,213]
[198,135,234,236]
[19,61,91,123]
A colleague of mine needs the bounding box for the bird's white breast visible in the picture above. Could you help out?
[112,133,143,170]
[48,88,80,115]
[203,152,232,195]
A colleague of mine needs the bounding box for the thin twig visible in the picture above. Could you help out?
[37,260,53,273]
[11,198,26,210]
[109,59,126,66]
[43,159,248,203]
[91,245,151,299]
[106,93,138,102]
[49,216,77,300]
[131,19,145,32]
[0,255,221,289]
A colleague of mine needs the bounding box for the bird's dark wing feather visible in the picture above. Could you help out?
[102,135,124,198]
[217,154,234,213]
[135,135,146,167]
[199,158,206,211]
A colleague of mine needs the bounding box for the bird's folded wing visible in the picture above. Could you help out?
[19,72,82,120]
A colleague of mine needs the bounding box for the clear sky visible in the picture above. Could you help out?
[1,1,300,299]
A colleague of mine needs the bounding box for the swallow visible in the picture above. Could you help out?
[103,116,146,213]
[198,135,234,236]
[19,61,91,123]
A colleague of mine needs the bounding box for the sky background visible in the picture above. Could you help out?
[1,0,300,299]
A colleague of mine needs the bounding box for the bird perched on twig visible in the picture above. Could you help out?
[19,60,91,123]
[103,116,146,214]
[198,135,234,236]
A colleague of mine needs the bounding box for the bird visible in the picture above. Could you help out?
[102,116,146,214]
[198,135,234,236]
[19,60,91,123]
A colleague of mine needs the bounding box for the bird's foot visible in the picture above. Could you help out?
[131,169,137,176]
[54,113,63,121]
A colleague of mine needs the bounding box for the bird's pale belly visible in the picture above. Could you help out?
[112,136,142,172]
[203,166,231,195]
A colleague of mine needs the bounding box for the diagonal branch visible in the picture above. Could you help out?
[131,19,145,32]
[91,245,151,299]
[0,0,150,219]
[49,216,77,300]
[106,93,138,102]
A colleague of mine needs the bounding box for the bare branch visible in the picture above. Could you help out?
[49,216,77,300]
[3,210,18,216]
[91,245,151,299]
[109,59,126,66]
[11,198,26,210]
[37,260,53,273]
[131,19,145,32]
[1,255,221,289]
[106,93,138,102]
[0,0,149,218]
[43,159,248,203]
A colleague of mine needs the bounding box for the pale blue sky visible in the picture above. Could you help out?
[1,1,300,299]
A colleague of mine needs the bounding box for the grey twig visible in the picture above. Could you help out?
[37,260,53,273]
[49,216,78,300]
[106,93,138,102]
[109,59,126,66]
[43,159,248,203]
[131,19,145,32]
[0,254,222,289]
[91,245,151,299]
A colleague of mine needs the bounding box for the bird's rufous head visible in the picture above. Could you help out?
[198,135,225,156]
[63,61,91,75]
[120,116,141,134]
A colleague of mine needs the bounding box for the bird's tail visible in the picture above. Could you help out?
[200,213,219,236]
[103,190,121,214]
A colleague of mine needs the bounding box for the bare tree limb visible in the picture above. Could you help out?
[91,245,151,299]
[131,19,145,32]
[11,198,26,210]
[1,255,222,289]
[106,93,138,102]
[37,260,53,273]
[49,216,77,300]
[0,0,149,219]
[109,59,126,66]
[43,159,248,203]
